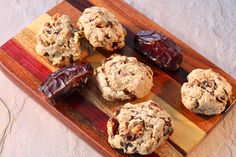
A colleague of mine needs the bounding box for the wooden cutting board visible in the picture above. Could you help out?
[0,0,235,156]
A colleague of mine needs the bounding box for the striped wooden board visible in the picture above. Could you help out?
[0,0,235,156]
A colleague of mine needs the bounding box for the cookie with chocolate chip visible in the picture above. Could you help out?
[181,69,232,115]
[107,100,173,155]
[77,6,126,51]
[96,54,153,101]
[35,14,87,67]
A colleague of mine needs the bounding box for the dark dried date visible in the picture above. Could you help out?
[39,63,94,100]
[134,30,183,71]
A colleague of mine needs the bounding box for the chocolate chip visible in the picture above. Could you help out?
[46,30,52,34]
[160,117,173,136]
[200,80,217,90]
[105,34,111,39]
[216,97,224,103]
[125,143,135,152]
[44,52,49,57]
[106,20,112,27]
[123,89,136,99]
[69,55,74,63]
[45,22,50,27]
[54,31,59,35]
[112,42,118,48]
[223,89,228,96]
[194,101,199,109]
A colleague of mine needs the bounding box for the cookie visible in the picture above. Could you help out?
[107,100,174,155]
[77,6,126,51]
[35,14,87,66]
[96,54,153,101]
[181,69,232,115]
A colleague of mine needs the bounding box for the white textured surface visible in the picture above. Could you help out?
[0,0,236,156]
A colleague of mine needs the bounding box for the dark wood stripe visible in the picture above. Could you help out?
[1,39,160,156]
[68,93,162,157]
[167,139,187,156]
[102,0,189,82]
[67,0,89,12]
[66,0,188,85]
[51,0,213,133]
[124,27,188,85]
[1,39,108,134]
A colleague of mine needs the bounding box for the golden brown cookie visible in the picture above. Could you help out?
[96,54,153,101]
[78,6,126,51]
[107,100,173,155]
[35,14,87,66]
[181,69,232,115]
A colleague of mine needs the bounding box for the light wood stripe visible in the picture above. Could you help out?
[12,12,205,154]
[82,50,206,154]
[47,0,216,133]
[155,141,182,157]
[1,39,158,157]
[0,47,120,157]
[27,13,52,35]
[137,93,205,153]
[14,14,57,72]
[1,1,235,156]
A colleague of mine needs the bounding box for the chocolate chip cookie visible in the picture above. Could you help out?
[77,6,126,51]
[35,14,87,66]
[96,54,153,101]
[181,69,232,115]
[107,100,173,155]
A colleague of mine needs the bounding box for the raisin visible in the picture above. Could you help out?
[134,30,183,71]
[108,117,119,136]
[39,63,94,100]
[126,133,134,141]
[148,101,162,110]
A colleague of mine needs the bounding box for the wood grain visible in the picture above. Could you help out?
[0,0,236,156]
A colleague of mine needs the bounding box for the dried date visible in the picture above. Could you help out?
[39,63,94,100]
[134,30,183,71]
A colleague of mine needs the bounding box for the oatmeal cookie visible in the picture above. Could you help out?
[96,54,153,101]
[78,6,126,51]
[35,14,87,66]
[181,69,232,115]
[107,100,173,155]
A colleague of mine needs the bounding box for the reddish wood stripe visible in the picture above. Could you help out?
[64,0,216,133]
[66,0,188,84]
[1,39,108,134]
[0,38,162,157]
[63,0,227,133]
[66,92,108,135]
[1,1,235,156]
[1,40,51,81]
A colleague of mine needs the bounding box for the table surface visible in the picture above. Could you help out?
[0,0,236,156]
